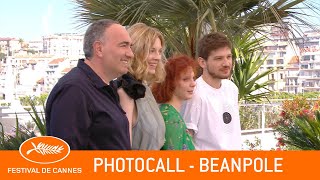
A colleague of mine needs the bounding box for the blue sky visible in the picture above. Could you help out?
[0,0,83,41]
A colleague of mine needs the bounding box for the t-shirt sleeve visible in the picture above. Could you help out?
[47,85,90,149]
[182,94,202,134]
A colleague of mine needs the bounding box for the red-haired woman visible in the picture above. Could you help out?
[152,55,197,150]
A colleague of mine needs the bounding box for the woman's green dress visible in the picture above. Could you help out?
[160,104,195,150]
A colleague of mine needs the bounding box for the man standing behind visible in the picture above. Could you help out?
[45,19,134,150]
[182,32,241,150]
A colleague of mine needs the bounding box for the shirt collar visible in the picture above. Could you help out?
[77,59,107,89]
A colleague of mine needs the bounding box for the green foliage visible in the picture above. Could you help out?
[240,106,261,130]
[273,97,320,150]
[19,97,29,106]
[265,105,281,128]
[25,96,46,136]
[0,103,11,106]
[243,136,262,150]
[0,115,36,150]
[232,32,275,102]
[0,52,5,60]
[0,96,46,150]
[19,94,48,106]
[275,111,320,150]
[27,49,36,54]
[19,95,47,136]
[240,104,281,130]
[73,0,320,58]
[268,91,320,100]
[73,0,320,103]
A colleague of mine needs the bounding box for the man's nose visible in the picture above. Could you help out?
[222,58,231,66]
[127,49,134,58]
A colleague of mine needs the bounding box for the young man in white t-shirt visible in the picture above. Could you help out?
[182,32,241,150]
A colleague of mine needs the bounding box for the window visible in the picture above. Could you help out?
[280,52,286,57]
[269,74,275,80]
[277,59,284,64]
[268,53,275,58]
[303,55,310,61]
[279,46,286,50]
[310,63,314,69]
[305,42,318,46]
[269,46,278,50]
[311,55,315,60]
[267,59,274,65]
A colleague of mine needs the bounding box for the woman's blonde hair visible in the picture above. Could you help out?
[127,23,166,83]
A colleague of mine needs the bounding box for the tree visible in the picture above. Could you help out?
[18,38,24,49]
[0,53,5,60]
[27,49,36,54]
[73,0,320,57]
[73,0,320,101]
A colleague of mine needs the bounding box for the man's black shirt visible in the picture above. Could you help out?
[45,59,131,150]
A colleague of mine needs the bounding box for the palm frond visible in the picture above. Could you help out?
[26,96,46,136]
[232,31,275,102]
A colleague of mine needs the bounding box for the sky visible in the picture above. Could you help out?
[0,0,85,41]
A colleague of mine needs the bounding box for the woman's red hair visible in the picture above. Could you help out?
[152,55,197,103]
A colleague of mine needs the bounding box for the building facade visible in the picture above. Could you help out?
[43,33,84,59]
[259,27,320,94]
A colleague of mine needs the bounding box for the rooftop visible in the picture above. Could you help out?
[48,58,65,65]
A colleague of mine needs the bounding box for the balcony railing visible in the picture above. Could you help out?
[0,103,283,150]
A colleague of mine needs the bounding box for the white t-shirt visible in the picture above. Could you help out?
[182,76,241,150]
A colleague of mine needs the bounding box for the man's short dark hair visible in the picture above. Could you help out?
[83,19,119,59]
[198,32,232,60]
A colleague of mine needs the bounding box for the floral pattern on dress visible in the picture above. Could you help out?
[160,104,195,150]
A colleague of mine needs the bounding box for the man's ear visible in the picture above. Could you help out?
[198,57,206,69]
[93,41,103,58]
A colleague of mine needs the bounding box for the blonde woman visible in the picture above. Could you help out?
[116,23,166,150]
